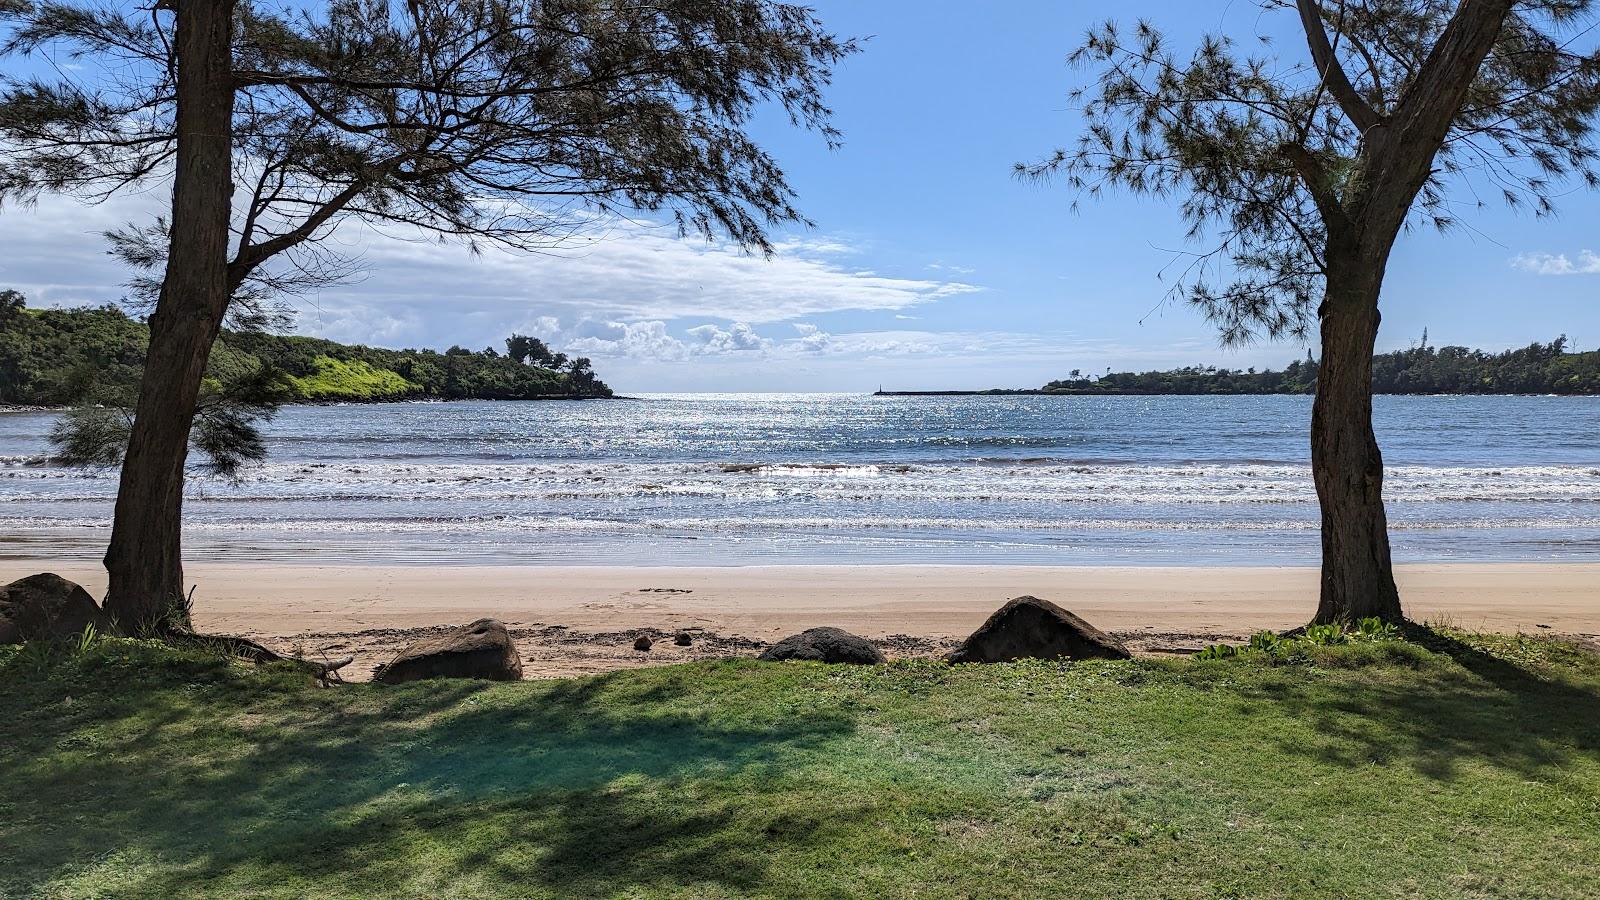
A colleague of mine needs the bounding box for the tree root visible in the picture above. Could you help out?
[162,628,354,686]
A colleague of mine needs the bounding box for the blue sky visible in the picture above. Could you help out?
[2,1,1597,391]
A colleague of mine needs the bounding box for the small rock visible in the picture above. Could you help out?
[759,627,884,664]
[374,619,522,684]
[634,635,654,652]
[674,632,693,647]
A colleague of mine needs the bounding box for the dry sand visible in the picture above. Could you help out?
[9,561,1598,679]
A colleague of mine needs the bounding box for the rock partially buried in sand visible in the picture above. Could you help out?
[634,635,653,652]
[947,596,1130,664]
[0,573,105,645]
[759,627,885,665]
[374,618,522,684]
[674,632,693,647]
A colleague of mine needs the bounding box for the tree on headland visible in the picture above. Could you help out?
[0,0,856,633]
[1031,0,1600,623]
[506,333,556,367]
[0,288,23,321]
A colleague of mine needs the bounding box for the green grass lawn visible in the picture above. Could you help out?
[3,632,1598,899]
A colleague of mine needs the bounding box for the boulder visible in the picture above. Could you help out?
[947,596,1130,664]
[633,635,653,652]
[374,618,522,684]
[673,632,693,647]
[0,573,105,644]
[759,627,884,665]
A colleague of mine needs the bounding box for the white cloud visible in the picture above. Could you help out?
[539,320,1121,367]
[566,320,689,361]
[1511,250,1600,275]
[0,190,155,306]
[0,194,981,351]
[334,217,978,339]
[778,237,857,256]
[562,319,783,361]
[687,321,771,355]
[792,322,832,353]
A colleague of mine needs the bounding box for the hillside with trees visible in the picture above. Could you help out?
[0,291,610,406]
[1041,337,1600,396]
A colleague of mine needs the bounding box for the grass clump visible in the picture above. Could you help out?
[3,631,1599,898]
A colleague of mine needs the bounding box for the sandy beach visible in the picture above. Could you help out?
[8,561,1598,678]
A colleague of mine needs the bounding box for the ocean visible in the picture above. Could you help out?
[2,393,1598,566]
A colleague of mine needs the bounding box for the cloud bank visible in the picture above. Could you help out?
[0,193,980,347]
[1511,250,1600,275]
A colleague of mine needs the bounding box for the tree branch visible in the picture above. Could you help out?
[1279,140,1350,232]
[1296,0,1383,134]
[227,180,367,291]
[1393,0,1517,151]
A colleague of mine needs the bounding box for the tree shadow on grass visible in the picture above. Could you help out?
[1223,632,1600,782]
[1,659,860,897]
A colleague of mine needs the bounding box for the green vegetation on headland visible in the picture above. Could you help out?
[4,630,1598,897]
[0,291,611,406]
[878,337,1600,397]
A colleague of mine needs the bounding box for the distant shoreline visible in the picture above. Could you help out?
[872,389,1600,397]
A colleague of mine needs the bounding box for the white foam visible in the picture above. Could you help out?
[5,459,1596,505]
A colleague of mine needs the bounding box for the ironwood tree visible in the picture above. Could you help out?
[1029,0,1600,622]
[0,0,855,632]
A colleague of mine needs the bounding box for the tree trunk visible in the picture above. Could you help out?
[1309,252,1403,624]
[102,0,236,634]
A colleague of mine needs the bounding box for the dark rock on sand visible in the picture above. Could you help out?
[947,596,1131,663]
[634,635,654,652]
[374,618,522,684]
[759,627,885,664]
[674,632,693,647]
[0,573,105,644]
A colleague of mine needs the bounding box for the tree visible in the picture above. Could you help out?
[505,334,531,365]
[1031,0,1600,622]
[506,333,554,366]
[1,0,855,632]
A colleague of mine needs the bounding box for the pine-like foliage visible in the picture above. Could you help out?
[1,0,853,478]
[1026,0,1600,344]
[1,0,857,266]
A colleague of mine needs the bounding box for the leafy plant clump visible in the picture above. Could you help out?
[1198,618,1405,665]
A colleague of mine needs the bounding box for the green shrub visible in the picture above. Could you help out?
[1198,619,1405,666]
[1248,631,1284,651]
[1354,617,1401,641]
[1303,623,1348,646]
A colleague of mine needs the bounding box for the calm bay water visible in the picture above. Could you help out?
[2,393,1598,565]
